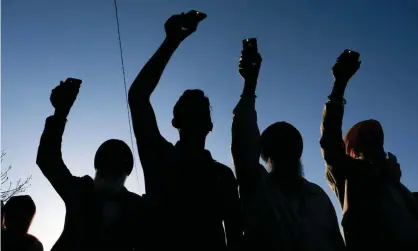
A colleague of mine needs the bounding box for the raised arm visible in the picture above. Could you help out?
[128,37,179,149]
[128,11,207,194]
[36,78,81,200]
[231,43,262,195]
[128,11,206,146]
[320,50,362,204]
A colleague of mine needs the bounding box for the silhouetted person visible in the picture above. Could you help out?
[128,11,242,250]
[36,78,150,251]
[232,41,345,251]
[1,195,43,251]
[320,50,418,251]
[1,200,4,229]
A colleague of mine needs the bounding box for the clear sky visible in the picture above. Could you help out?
[2,0,418,250]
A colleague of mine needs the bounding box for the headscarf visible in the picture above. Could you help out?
[344,119,384,159]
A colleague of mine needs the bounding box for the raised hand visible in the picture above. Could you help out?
[50,78,82,118]
[239,50,262,82]
[165,10,207,43]
[332,49,361,83]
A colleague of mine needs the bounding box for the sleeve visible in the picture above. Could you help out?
[231,94,263,195]
[320,103,368,206]
[36,116,76,201]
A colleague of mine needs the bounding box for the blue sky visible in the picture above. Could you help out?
[2,0,418,250]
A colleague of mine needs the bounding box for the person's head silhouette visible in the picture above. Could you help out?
[261,122,304,180]
[344,119,385,161]
[94,139,133,195]
[172,89,213,145]
[3,195,36,234]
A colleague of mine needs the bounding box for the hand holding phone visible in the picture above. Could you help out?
[50,78,82,116]
[239,38,262,81]
[332,49,361,82]
[165,10,207,43]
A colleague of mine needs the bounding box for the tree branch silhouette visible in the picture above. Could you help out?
[1,151,32,202]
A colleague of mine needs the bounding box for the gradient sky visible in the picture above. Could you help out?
[2,0,418,250]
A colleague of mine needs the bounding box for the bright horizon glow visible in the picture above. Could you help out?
[3,1,418,250]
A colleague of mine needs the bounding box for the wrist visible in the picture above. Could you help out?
[163,37,181,49]
[54,108,69,120]
[334,78,349,86]
[242,80,257,96]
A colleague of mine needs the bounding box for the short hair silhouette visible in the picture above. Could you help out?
[344,119,384,159]
[172,89,213,132]
[3,195,36,233]
[94,139,134,175]
[261,122,303,163]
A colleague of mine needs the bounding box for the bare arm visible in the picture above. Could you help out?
[36,112,74,201]
[231,80,262,196]
[128,38,180,147]
[128,38,180,195]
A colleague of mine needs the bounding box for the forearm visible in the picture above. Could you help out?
[129,38,180,100]
[329,79,348,100]
[320,81,351,183]
[320,81,347,153]
[231,80,261,184]
[37,111,73,187]
[37,114,66,164]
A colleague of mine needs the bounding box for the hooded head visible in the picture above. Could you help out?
[94,139,133,194]
[344,119,385,161]
[261,122,304,178]
[172,89,213,140]
[3,195,36,234]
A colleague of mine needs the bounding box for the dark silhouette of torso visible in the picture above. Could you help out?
[51,176,149,251]
[1,229,43,251]
[143,142,235,250]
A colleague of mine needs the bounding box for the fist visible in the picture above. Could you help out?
[239,51,262,81]
[50,78,82,115]
[165,10,206,43]
[332,49,361,82]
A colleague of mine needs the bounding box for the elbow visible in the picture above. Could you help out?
[319,136,331,152]
[128,86,138,105]
[36,151,45,168]
[36,145,50,168]
[128,86,151,107]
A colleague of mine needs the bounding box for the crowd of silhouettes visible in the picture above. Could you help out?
[2,10,418,251]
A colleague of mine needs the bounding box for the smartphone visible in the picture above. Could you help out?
[345,49,360,62]
[184,10,207,25]
[65,78,82,85]
[243,38,258,54]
